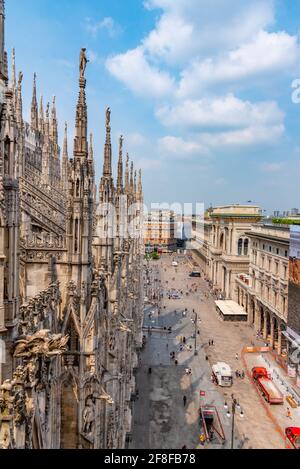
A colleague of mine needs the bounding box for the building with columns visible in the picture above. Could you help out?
[193,205,262,299]
[0,1,144,449]
[235,223,290,359]
[192,206,291,360]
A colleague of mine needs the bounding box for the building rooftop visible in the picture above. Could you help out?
[247,223,290,242]
[210,204,262,218]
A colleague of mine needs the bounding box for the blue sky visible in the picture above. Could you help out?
[7,0,300,212]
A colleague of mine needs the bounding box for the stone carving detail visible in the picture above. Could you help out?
[0,1,145,449]
[82,395,95,437]
[14,330,69,359]
[17,282,62,336]
[80,48,89,79]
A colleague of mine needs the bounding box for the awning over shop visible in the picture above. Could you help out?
[215,300,248,322]
[282,327,300,351]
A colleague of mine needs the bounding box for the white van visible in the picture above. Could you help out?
[212,362,233,387]
[172,261,178,267]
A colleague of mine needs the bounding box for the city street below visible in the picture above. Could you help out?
[131,253,289,450]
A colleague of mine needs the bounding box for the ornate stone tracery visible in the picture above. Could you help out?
[0,1,144,450]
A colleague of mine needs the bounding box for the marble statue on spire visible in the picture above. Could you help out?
[106,107,111,127]
[79,48,88,79]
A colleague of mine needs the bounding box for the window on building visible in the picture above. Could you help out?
[238,238,243,256]
[285,250,288,257]
[244,239,249,256]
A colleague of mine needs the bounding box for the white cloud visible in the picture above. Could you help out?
[179,31,299,97]
[157,95,284,131]
[261,162,284,172]
[84,17,121,38]
[106,47,175,98]
[56,59,74,69]
[127,132,149,146]
[199,125,284,147]
[143,0,275,66]
[158,136,208,159]
[135,157,162,170]
[88,50,98,64]
[105,0,292,156]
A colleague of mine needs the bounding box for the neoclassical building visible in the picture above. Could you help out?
[236,223,289,358]
[193,206,290,359]
[193,205,262,299]
[0,1,144,449]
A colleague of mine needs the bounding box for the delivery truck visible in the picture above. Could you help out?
[285,427,300,450]
[252,367,284,405]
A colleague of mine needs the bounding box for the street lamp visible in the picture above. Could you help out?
[194,311,198,356]
[225,396,244,449]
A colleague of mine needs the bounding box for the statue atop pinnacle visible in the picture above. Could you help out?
[79,48,89,80]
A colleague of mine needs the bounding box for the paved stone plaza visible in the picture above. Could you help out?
[131,254,290,449]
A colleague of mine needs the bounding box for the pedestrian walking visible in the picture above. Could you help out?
[287,408,292,419]
[183,396,187,407]
[175,359,178,366]
[148,367,152,374]
[211,339,214,346]
[235,353,239,360]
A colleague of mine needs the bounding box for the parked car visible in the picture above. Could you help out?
[189,271,201,278]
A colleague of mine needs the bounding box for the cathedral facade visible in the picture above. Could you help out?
[0,1,144,449]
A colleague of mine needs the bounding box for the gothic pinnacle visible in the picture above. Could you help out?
[89,133,94,161]
[138,169,143,200]
[45,102,50,139]
[39,95,44,133]
[0,1,6,81]
[63,122,68,160]
[125,153,130,193]
[130,161,134,194]
[117,135,124,191]
[134,170,137,197]
[16,70,23,126]
[103,107,112,178]
[31,73,38,131]
[51,95,58,145]
[74,48,88,158]
[11,47,16,90]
